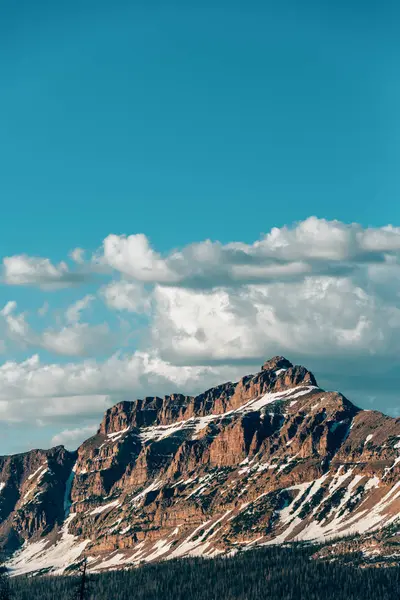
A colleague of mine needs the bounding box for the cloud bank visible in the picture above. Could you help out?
[2,217,400,450]
[99,218,400,287]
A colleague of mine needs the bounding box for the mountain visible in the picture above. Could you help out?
[1,356,400,575]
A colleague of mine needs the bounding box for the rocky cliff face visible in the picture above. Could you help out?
[2,357,400,575]
[0,446,75,554]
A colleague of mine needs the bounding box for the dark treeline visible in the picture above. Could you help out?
[7,546,400,600]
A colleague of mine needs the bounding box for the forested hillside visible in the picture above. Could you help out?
[7,545,400,600]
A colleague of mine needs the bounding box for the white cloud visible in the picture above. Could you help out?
[65,295,95,324]
[102,233,177,282]
[1,301,17,317]
[93,220,400,394]
[97,218,400,288]
[1,301,32,344]
[41,323,111,356]
[101,280,151,313]
[3,217,400,448]
[3,255,89,289]
[0,352,240,426]
[5,218,400,291]
[150,272,400,369]
[51,424,98,449]
[0,300,112,357]
[69,247,85,264]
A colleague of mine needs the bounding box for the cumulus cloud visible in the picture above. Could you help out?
[151,277,395,364]
[5,218,400,291]
[102,234,177,282]
[93,219,400,411]
[98,219,400,288]
[41,323,112,356]
[3,255,90,289]
[0,300,112,357]
[152,278,376,364]
[101,280,151,313]
[1,301,32,343]
[3,217,400,449]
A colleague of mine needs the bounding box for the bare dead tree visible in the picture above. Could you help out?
[72,557,89,600]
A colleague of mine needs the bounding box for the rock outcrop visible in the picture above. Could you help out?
[0,446,75,553]
[2,357,400,575]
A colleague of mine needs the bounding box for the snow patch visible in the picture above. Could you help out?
[8,514,90,576]
[274,369,287,376]
[90,499,120,515]
[28,465,47,481]
[137,385,319,444]
[131,480,162,504]
[107,427,130,440]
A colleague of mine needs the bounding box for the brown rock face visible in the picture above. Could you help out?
[3,357,400,575]
[262,356,290,370]
[0,446,75,553]
[98,357,315,436]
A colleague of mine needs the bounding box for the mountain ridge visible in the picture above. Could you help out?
[1,356,399,575]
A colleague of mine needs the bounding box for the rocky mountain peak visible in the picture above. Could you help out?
[261,355,293,372]
[99,357,318,436]
[260,356,317,388]
[3,356,400,576]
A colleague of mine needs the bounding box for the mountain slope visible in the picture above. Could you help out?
[1,356,400,575]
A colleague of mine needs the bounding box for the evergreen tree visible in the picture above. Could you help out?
[7,545,400,600]
[0,556,11,600]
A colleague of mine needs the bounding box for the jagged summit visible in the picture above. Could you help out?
[99,357,318,436]
[261,355,293,371]
[1,357,400,576]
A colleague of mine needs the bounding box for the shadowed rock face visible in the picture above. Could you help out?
[2,357,400,575]
[0,446,76,553]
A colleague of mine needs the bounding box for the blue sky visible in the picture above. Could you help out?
[1,1,400,454]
